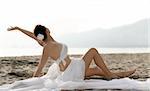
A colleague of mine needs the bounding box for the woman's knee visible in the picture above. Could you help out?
[82,48,98,61]
[89,48,98,54]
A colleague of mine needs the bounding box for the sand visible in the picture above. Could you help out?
[0,53,150,90]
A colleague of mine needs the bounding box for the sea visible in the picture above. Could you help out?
[0,47,150,57]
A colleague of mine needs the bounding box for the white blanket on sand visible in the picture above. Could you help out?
[0,77,149,91]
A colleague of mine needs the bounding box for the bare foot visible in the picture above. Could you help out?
[104,73,120,80]
[114,69,136,78]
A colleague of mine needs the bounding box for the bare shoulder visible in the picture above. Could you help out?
[43,42,54,53]
[44,42,58,50]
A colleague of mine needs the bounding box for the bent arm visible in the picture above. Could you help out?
[33,46,49,77]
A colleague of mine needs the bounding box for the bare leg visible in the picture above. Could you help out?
[86,67,136,79]
[82,48,135,79]
[82,48,116,79]
[113,69,136,78]
[85,67,105,77]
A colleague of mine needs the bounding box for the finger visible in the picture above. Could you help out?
[7,26,15,31]
[7,27,12,31]
[7,28,13,31]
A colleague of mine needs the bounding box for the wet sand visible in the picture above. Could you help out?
[0,53,150,91]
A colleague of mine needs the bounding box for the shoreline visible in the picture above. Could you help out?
[0,52,149,58]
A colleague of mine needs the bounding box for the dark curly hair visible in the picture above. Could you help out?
[34,25,47,41]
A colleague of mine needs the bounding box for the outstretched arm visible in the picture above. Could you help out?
[8,26,37,40]
[7,26,45,46]
[33,45,49,77]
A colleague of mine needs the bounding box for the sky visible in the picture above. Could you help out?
[0,0,149,37]
[0,0,149,56]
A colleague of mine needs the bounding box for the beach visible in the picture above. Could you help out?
[0,53,150,90]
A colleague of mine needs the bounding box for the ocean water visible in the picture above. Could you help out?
[0,47,150,57]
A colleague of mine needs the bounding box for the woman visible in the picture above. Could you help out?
[7,25,135,80]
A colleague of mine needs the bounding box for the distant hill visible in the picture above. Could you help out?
[57,19,149,48]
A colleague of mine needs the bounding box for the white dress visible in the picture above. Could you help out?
[0,43,150,91]
[43,43,85,82]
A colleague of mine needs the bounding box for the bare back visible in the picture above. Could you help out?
[46,42,62,60]
[45,42,71,71]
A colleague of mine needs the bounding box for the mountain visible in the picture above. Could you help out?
[57,19,149,48]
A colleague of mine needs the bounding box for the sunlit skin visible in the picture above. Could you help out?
[7,26,136,80]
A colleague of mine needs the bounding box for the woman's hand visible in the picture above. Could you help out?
[7,26,20,31]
